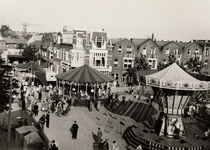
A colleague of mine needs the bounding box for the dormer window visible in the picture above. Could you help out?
[95,36,104,48]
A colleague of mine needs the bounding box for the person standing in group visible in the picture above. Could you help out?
[71,121,79,139]
[97,127,102,143]
[46,112,50,128]
[136,145,142,150]
[111,141,119,150]
[97,99,101,111]
[103,139,109,150]
[115,92,119,101]
[49,140,59,150]
[24,118,29,126]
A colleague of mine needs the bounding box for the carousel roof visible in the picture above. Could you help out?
[145,63,210,91]
[55,64,114,83]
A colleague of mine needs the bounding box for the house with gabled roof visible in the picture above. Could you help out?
[137,38,161,69]
[158,40,184,65]
[181,41,203,63]
[110,38,137,84]
[86,29,112,76]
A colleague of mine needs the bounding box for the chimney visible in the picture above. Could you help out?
[151,33,154,41]
[63,26,67,32]
[130,38,133,42]
[102,29,104,31]
[57,35,61,44]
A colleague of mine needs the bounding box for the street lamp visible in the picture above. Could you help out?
[7,75,12,150]
[3,70,14,150]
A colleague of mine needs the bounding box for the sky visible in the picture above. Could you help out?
[1,0,210,42]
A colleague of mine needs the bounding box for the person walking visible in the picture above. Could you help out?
[39,114,45,129]
[71,121,79,139]
[97,127,102,143]
[34,103,39,116]
[46,112,50,128]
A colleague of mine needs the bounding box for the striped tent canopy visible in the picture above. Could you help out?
[55,64,114,83]
[144,63,210,91]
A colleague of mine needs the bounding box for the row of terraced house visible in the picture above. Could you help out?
[0,26,198,85]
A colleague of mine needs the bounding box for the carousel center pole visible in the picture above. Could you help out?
[86,83,88,95]
[70,82,72,97]
[94,83,95,100]
[78,83,79,94]
[63,80,65,97]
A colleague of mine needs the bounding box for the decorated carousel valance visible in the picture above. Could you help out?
[140,63,210,91]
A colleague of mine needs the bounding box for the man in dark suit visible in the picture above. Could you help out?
[34,103,39,116]
[71,121,79,139]
[46,112,50,128]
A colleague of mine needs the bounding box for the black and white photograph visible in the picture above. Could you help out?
[0,0,210,150]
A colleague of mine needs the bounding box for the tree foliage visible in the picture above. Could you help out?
[0,58,19,112]
[126,53,150,84]
[22,45,39,62]
[0,25,19,39]
[157,53,177,71]
[184,56,204,75]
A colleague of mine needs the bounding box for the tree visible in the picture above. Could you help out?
[0,25,19,39]
[22,44,39,62]
[157,53,177,71]
[0,58,19,113]
[0,25,9,37]
[184,56,204,75]
[126,53,150,85]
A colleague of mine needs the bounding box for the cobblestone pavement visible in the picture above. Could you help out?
[34,105,128,150]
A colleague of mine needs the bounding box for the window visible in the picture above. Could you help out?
[151,49,155,55]
[111,74,119,80]
[95,36,104,48]
[194,49,199,56]
[127,46,132,54]
[174,49,179,55]
[118,46,122,54]
[64,50,66,61]
[206,48,209,56]
[163,59,167,65]
[205,60,208,69]
[187,49,191,55]
[148,58,157,69]
[114,59,119,68]
[166,48,170,55]
[143,47,146,55]
[77,52,79,61]
[123,59,132,68]
[93,52,106,67]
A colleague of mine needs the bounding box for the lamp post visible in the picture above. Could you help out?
[7,75,12,150]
